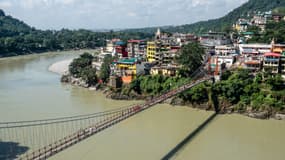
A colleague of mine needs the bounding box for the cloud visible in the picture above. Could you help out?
[0,1,12,8]
[127,12,137,17]
[2,0,249,30]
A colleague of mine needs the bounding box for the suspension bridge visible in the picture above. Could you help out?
[0,65,214,160]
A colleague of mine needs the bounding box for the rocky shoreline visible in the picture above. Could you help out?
[106,92,285,120]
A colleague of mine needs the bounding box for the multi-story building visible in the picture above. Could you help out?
[92,52,112,70]
[154,50,178,66]
[200,32,232,54]
[173,33,197,46]
[115,41,128,58]
[215,45,237,56]
[251,12,269,31]
[239,44,271,55]
[105,39,120,54]
[147,41,170,63]
[233,19,250,32]
[127,40,147,59]
[112,58,144,84]
[243,56,262,71]
[147,41,157,62]
[263,52,281,74]
[209,55,235,70]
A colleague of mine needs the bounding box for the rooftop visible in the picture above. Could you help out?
[116,58,138,64]
[264,52,281,57]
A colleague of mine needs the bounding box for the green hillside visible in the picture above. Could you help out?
[124,0,285,34]
[273,7,285,15]
[0,9,152,57]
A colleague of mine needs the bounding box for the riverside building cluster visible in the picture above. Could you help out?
[92,10,285,87]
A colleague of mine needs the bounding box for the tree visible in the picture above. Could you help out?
[266,74,284,90]
[176,42,205,77]
[69,53,93,77]
[81,67,98,86]
[99,54,113,83]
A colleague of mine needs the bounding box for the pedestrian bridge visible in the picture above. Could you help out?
[0,67,214,160]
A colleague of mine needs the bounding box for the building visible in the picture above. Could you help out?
[272,14,284,22]
[109,75,122,89]
[251,12,268,31]
[241,31,255,40]
[115,41,128,58]
[243,56,262,71]
[200,32,231,46]
[209,55,235,69]
[280,53,285,75]
[127,40,147,59]
[239,44,271,55]
[154,50,177,66]
[106,39,120,54]
[112,58,144,84]
[233,19,250,32]
[147,41,157,62]
[272,44,285,54]
[92,52,112,70]
[150,65,179,77]
[200,32,232,54]
[215,45,237,56]
[173,33,197,46]
[147,41,170,63]
[263,52,281,74]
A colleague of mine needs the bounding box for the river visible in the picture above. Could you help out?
[0,51,285,160]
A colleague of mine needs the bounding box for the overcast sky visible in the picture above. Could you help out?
[0,0,248,30]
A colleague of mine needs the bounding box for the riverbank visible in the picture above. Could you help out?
[50,58,285,121]
[48,59,74,75]
[107,92,285,120]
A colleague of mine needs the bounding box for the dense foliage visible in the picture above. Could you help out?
[129,75,189,96]
[69,52,98,86]
[176,42,205,77]
[0,9,152,57]
[124,0,285,34]
[127,69,285,113]
[99,54,114,83]
[248,21,285,43]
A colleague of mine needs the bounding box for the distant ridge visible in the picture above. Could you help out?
[123,0,285,34]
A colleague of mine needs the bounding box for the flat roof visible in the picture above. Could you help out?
[264,52,281,57]
[116,58,137,64]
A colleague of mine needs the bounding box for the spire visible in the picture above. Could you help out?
[155,28,161,40]
[271,38,275,45]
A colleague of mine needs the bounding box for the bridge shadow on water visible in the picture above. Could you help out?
[161,113,218,160]
[0,141,29,160]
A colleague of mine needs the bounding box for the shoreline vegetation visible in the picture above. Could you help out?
[49,51,285,121]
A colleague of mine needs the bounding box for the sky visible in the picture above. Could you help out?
[0,0,248,30]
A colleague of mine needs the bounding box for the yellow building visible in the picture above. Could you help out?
[113,58,144,84]
[147,41,157,62]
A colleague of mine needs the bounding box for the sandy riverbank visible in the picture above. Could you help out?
[48,59,73,75]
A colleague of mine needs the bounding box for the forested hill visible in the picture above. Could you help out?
[0,10,34,37]
[0,9,152,57]
[123,0,285,34]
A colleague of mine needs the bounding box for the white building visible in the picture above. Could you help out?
[215,45,237,56]
[239,44,271,55]
[92,52,112,70]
